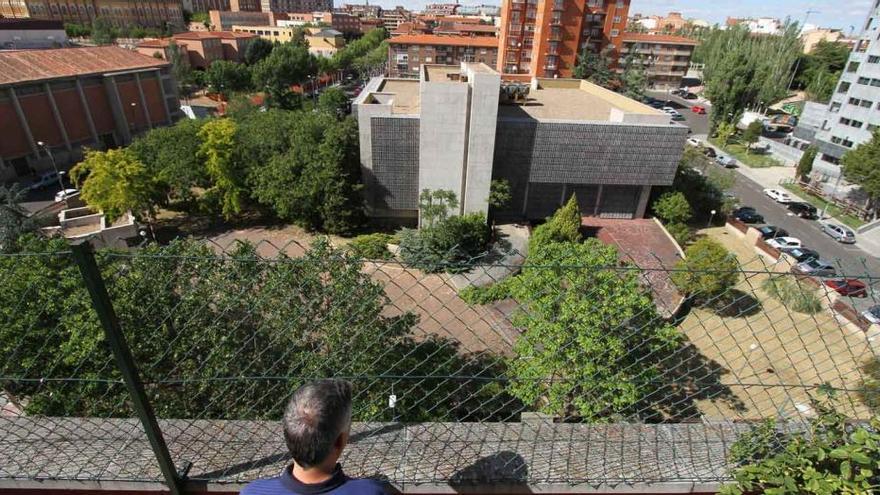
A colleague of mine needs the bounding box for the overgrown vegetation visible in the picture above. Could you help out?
[761,275,822,315]
[346,233,394,260]
[672,238,740,306]
[0,185,34,254]
[841,129,880,220]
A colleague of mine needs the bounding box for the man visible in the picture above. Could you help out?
[243,380,386,495]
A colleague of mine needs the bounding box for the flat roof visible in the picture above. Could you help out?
[424,64,464,82]
[377,79,420,114]
[497,79,664,121]
[0,46,169,86]
[621,32,699,45]
[388,33,498,48]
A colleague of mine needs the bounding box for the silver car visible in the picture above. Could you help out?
[863,305,880,325]
[793,258,837,278]
[822,223,856,244]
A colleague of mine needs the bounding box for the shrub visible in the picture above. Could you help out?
[529,196,581,252]
[398,213,491,273]
[346,233,393,260]
[665,222,692,246]
[459,281,512,305]
[858,358,880,414]
[653,191,692,224]
[672,238,739,305]
[761,276,822,314]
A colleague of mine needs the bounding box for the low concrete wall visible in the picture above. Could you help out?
[759,137,801,167]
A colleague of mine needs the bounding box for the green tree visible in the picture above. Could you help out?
[70,148,161,222]
[797,40,850,103]
[573,46,617,88]
[841,130,880,216]
[0,185,34,253]
[204,60,253,95]
[167,41,195,97]
[418,189,459,228]
[797,145,817,181]
[620,54,648,100]
[529,195,582,252]
[190,11,210,29]
[652,191,692,224]
[671,238,739,304]
[488,179,512,210]
[128,118,208,203]
[715,121,736,148]
[252,43,317,109]
[742,120,764,152]
[330,28,387,72]
[398,212,491,273]
[198,119,244,219]
[352,40,388,75]
[317,86,350,117]
[90,17,115,45]
[244,37,275,65]
[505,239,680,419]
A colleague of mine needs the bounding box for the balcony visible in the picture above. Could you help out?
[552,0,564,10]
[549,14,563,25]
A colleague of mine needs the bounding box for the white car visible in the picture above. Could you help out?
[763,188,793,203]
[715,154,737,167]
[686,137,702,147]
[661,106,677,114]
[54,188,78,202]
[862,305,880,325]
[766,236,802,249]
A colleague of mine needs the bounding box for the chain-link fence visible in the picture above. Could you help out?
[1,236,878,491]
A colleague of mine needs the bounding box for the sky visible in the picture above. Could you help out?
[359,0,875,33]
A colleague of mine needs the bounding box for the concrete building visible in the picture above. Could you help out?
[260,0,331,14]
[340,3,381,19]
[808,2,880,181]
[619,33,697,89]
[353,63,687,222]
[497,0,631,78]
[388,35,499,77]
[209,9,273,30]
[135,30,255,66]
[424,3,459,16]
[0,46,181,183]
[304,27,344,57]
[0,0,186,29]
[183,0,229,12]
[380,5,412,30]
[800,28,853,54]
[229,0,261,11]
[0,18,67,49]
[230,24,297,42]
[725,17,782,35]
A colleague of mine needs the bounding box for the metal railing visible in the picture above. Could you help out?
[1,237,878,491]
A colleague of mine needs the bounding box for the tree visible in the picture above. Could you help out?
[198,119,244,219]
[167,41,195,97]
[671,238,739,305]
[252,43,317,109]
[128,119,208,203]
[0,185,34,253]
[398,212,491,273]
[70,148,161,222]
[742,120,764,152]
[418,189,458,228]
[317,86,350,117]
[573,46,617,88]
[620,54,648,100]
[505,239,680,420]
[204,60,253,95]
[90,17,115,45]
[841,130,880,217]
[715,121,736,148]
[797,145,817,181]
[488,179,512,210]
[529,195,582,252]
[797,40,850,103]
[652,191,692,224]
[244,37,275,66]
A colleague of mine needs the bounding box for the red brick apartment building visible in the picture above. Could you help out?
[387,34,499,77]
[135,31,255,69]
[0,46,181,183]
[619,32,697,89]
[0,0,186,29]
[498,0,630,78]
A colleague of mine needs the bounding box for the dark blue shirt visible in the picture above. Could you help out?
[241,464,387,495]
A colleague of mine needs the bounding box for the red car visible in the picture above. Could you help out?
[692,105,707,115]
[824,279,868,297]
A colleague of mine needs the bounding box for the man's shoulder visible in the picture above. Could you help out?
[240,476,286,495]
[339,478,387,495]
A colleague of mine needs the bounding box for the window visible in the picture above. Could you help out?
[610,29,619,37]
[862,99,873,108]
[849,97,860,105]
[840,117,852,126]
[858,76,871,84]
[848,61,860,72]
[831,136,842,144]
[843,138,854,147]
[872,78,880,87]
[830,102,842,112]
[870,55,880,63]
[613,16,621,23]
[821,153,841,164]
[839,81,851,92]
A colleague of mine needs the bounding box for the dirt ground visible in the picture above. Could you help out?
[680,227,876,420]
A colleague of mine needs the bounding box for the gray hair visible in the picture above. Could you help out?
[283,379,353,468]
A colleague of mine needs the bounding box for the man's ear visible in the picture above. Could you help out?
[336,430,349,450]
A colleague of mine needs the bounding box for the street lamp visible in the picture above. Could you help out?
[35,141,65,204]
[708,209,717,227]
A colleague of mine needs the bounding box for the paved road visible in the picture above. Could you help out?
[647,90,710,136]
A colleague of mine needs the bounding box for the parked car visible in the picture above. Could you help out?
[672,88,687,96]
[757,225,789,239]
[27,171,64,191]
[822,223,856,244]
[686,137,702,147]
[793,258,837,278]
[54,188,78,202]
[823,278,868,297]
[703,147,717,158]
[732,206,764,223]
[671,113,686,121]
[691,105,707,114]
[787,202,818,219]
[715,154,737,167]
[763,188,793,203]
[766,236,802,249]
[661,106,677,113]
[780,247,820,263]
[862,305,880,325]
[682,92,698,100]
[750,142,771,154]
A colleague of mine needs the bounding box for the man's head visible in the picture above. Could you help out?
[283,379,353,469]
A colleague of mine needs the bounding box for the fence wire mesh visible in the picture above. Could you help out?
[0,235,878,488]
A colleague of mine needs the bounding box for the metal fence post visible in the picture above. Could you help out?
[71,242,185,495]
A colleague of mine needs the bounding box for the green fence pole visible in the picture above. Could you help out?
[71,242,185,495]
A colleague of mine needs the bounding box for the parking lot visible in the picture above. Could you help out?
[646,90,710,136]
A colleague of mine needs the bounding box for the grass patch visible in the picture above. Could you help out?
[761,276,822,315]
[708,139,784,168]
[780,183,865,229]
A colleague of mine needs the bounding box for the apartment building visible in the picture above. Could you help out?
[353,63,686,221]
[209,9,273,30]
[387,35,499,77]
[380,6,412,30]
[0,46,180,183]
[619,33,697,89]
[136,30,255,67]
[340,3,381,19]
[0,0,186,29]
[259,0,331,14]
[809,1,880,180]
[304,27,344,57]
[230,24,295,42]
[0,18,68,49]
[183,0,229,12]
[498,0,631,78]
[229,0,260,10]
